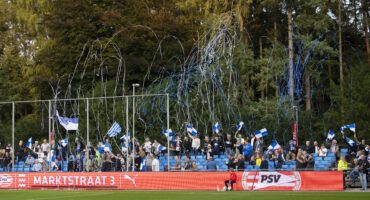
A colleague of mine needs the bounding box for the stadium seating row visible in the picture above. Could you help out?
[0,148,349,172]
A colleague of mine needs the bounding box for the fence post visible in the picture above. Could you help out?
[12,101,15,172]
[167,93,170,171]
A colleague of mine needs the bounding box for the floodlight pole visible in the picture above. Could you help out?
[166,93,170,171]
[11,102,15,172]
[132,83,140,171]
[126,96,129,172]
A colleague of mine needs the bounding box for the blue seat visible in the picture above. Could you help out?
[340,148,348,153]
[327,153,335,157]
[324,157,332,161]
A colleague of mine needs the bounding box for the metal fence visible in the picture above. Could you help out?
[0,94,170,172]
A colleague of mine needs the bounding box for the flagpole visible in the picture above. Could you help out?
[132,83,140,171]
[86,99,90,171]
[66,129,69,171]
[132,86,135,172]
[48,100,52,172]
[48,100,52,146]
[166,93,170,171]
[126,96,129,172]
[11,102,15,172]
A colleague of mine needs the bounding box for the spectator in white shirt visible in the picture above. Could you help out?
[330,139,339,157]
[188,133,200,155]
[37,148,45,160]
[41,139,50,154]
[143,138,152,154]
[318,144,328,157]
[151,156,160,172]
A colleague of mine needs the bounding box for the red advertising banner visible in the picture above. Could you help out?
[292,122,298,146]
[0,171,343,191]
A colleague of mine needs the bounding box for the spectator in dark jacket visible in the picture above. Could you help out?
[303,141,314,155]
[357,155,369,191]
[101,154,112,172]
[16,140,25,162]
[182,136,192,155]
[212,136,223,155]
[260,156,269,170]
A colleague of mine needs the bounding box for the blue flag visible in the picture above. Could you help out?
[120,131,131,142]
[140,156,146,171]
[186,124,198,136]
[157,144,167,152]
[254,128,268,138]
[236,121,244,132]
[25,137,32,149]
[163,129,175,141]
[268,140,281,150]
[56,111,79,131]
[345,137,356,147]
[327,129,335,140]
[102,143,112,152]
[340,123,355,134]
[60,138,68,147]
[107,122,122,137]
[212,122,221,134]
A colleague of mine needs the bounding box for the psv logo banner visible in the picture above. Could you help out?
[0,174,13,188]
[242,171,301,191]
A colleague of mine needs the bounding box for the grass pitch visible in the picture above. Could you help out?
[0,190,369,200]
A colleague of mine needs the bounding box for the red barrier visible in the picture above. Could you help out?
[0,171,343,191]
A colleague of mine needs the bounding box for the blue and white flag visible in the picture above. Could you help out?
[186,124,198,136]
[268,140,281,150]
[327,129,335,140]
[157,144,166,152]
[163,129,175,141]
[340,123,355,134]
[254,128,268,139]
[140,157,146,171]
[345,137,356,147]
[120,131,131,142]
[107,122,122,137]
[236,121,244,132]
[25,137,33,149]
[212,122,221,134]
[102,143,112,152]
[56,111,79,131]
[60,138,68,147]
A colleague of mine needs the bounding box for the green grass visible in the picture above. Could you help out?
[0,190,369,200]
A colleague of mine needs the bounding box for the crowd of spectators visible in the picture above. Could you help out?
[0,131,369,174]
